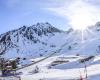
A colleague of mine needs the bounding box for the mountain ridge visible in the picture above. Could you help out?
[0,22,100,65]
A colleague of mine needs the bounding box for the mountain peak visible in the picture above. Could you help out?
[29,22,61,35]
[31,22,61,33]
[0,22,62,56]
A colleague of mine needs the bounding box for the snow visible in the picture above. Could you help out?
[1,22,100,79]
[15,55,100,80]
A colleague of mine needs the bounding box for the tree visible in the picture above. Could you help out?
[0,58,19,76]
[0,58,7,76]
[10,60,17,69]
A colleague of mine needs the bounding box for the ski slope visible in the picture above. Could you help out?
[16,55,100,80]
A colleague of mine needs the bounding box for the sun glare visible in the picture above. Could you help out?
[70,8,95,31]
[71,15,89,30]
[71,14,92,30]
[69,9,96,42]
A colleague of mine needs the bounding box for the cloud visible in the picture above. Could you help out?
[46,0,100,28]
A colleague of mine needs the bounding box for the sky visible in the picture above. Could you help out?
[0,0,100,34]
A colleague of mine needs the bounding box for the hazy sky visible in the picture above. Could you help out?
[0,0,100,34]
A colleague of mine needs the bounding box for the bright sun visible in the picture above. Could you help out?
[71,14,92,30]
[70,8,95,31]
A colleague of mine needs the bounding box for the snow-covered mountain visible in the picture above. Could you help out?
[0,22,100,60]
[1,22,100,80]
[0,22,66,59]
